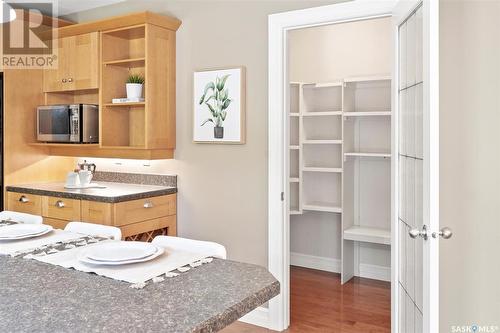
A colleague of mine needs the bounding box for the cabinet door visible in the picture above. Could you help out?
[69,32,99,91]
[43,37,71,92]
[42,32,99,92]
[81,200,114,225]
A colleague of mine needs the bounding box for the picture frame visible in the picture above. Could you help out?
[193,66,246,144]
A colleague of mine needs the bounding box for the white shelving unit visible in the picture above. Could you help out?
[288,75,392,284]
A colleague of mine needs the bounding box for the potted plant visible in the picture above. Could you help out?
[199,74,232,139]
[126,74,144,99]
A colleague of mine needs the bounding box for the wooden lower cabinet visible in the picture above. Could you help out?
[7,192,177,240]
[6,192,42,215]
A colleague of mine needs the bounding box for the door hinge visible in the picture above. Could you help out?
[281,192,284,201]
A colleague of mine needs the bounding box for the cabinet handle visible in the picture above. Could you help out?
[143,201,154,209]
[68,78,73,83]
[62,78,67,83]
[55,200,65,208]
[19,195,29,203]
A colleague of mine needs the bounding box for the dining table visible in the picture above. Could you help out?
[0,224,279,333]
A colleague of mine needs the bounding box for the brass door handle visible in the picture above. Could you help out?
[55,200,65,208]
[143,201,154,208]
[19,195,29,203]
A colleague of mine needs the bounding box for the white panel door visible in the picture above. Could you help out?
[393,1,441,332]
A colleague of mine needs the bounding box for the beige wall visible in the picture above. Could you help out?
[289,17,392,83]
[67,0,339,267]
[440,0,500,330]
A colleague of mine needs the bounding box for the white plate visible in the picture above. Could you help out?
[82,241,160,262]
[79,246,164,266]
[0,224,53,240]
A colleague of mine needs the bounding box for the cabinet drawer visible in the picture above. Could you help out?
[81,201,113,225]
[114,194,176,227]
[42,196,81,221]
[7,192,42,215]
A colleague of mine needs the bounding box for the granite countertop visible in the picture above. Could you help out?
[0,256,279,333]
[6,182,177,203]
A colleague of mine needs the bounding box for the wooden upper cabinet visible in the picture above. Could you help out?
[43,32,99,92]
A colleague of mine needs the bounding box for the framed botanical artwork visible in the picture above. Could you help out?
[193,67,246,144]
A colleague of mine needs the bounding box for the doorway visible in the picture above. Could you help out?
[268,1,439,332]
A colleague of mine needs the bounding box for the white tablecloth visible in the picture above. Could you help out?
[0,230,86,256]
[33,241,214,284]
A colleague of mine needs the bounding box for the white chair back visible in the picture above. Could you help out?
[152,236,227,259]
[64,222,122,240]
[0,211,43,224]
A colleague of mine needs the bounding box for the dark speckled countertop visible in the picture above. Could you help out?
[6,171,178,203]
[7,182,177,203]
[0,256,279,333]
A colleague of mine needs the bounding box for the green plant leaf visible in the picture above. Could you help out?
[215,77,221,91]
[222,98,232,110]
[221,110,227,121]
[205,102,217,116]
[201,118,214,126]
[126,74,145,84]
[199,82,215,104]
[217,74,230,91]
[220,89,228,101]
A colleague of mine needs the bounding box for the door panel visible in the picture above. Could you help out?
[396,2,428,332]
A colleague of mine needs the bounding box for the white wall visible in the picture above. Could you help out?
[288,17,392,275]
[68,0,340,267]
[440,0,500,330]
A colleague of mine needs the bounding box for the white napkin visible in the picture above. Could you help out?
[32,241,215,284]
[0,230,85,256]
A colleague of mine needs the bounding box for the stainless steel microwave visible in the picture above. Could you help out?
[37,104,99,143]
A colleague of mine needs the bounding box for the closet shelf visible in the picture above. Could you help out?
[290,113,300,117]
[289,145,300,150]
[344,75,391,83]
[303,111,342,117]
[303,202,342,213]
[303,167,342,173]
[303,140,342,145]
[343,111,391,117]
[290,210,302,215]
[344,152,391,158]
[289,177,300,182]
[343,226,391,245]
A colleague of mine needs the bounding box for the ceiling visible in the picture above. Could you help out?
[11,0,127,17]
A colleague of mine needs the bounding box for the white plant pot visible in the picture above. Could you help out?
[126,83,143,99]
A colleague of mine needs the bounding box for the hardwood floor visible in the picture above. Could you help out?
[222,266,391,333]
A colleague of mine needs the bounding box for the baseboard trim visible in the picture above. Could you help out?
[359,263,391,282]
[290,252,390,282]
[238,306,270,329]
[290,252,341,273]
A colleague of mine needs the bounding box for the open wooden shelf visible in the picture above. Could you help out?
[104,102,146,107]
[343,226,391,245]
[103,57,145,67]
